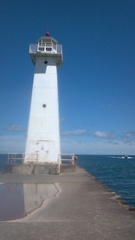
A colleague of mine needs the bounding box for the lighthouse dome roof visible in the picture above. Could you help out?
[38,34,57,44]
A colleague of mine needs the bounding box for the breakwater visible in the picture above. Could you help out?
[0,166,135,240]
[1,154,135,207]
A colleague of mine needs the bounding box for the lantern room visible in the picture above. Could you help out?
[29,32,63,66]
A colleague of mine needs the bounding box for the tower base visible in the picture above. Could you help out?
[4,163,76,174]
[4,163,60,175]
[4,163,76,175]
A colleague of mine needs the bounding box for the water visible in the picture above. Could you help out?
[0,154,58,221]
[0,154,135,208]
[0,183,57,221]
[0,154,9,172]
[78,155,135,208]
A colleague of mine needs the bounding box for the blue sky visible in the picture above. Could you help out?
[0,0,135,155]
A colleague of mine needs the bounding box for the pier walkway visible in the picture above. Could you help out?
[0,166,135,240]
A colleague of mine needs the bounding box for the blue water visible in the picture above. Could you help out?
[0,154,135,207]
[0,154,9,172]
[78,155,135,207]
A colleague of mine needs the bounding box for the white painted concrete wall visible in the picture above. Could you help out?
[24,56,61,163]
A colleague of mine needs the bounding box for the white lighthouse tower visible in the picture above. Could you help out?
[24,32,62,165]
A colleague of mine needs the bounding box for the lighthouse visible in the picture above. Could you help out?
[24,32,62,165]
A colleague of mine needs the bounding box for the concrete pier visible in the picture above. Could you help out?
[0,166,135,240]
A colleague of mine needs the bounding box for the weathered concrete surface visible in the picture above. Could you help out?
[4,163,76,174]
[4,163,59,174]
[0,167,135,240]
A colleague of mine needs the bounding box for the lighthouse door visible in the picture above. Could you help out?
[37,140,54,163]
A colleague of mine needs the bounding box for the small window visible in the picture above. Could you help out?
[46,42,52,46]
[42,104,47,108]
[39,47,44,51]
[46,47,52,51]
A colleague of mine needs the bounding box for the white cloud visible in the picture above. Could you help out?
[60,129,135,155]
[60,117,66,122]
[4,124,25,132]
[93,131,116,139]
[0,134,26,153]
[123,130,135,137]
[106,140,119,145]
[61,139,135,155]
[61,129,88,136]
[1,128,135,155]
[122,130,135,144]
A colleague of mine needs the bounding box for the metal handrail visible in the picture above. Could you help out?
[7,153,77,165]
[7,153,24,164]
[61,154,78,165]
[29,44,62,55]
